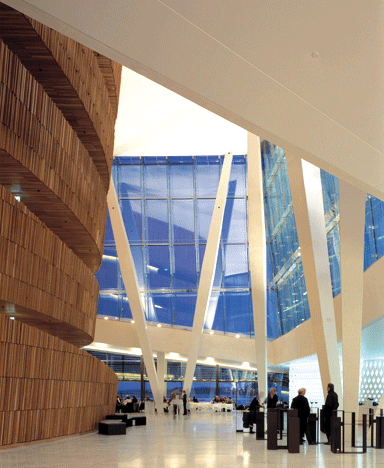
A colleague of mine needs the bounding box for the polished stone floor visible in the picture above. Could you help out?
[0,411,379,467]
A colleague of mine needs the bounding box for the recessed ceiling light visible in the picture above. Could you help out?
[10,317,15,320]
[157,324,162,327]
[209,331,214,335]
[236,334,240,338]
[104,317,108,320]
[131,320,135,324]
[311,51,320,59]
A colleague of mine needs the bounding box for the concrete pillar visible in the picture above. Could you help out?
[107,180,162,409]
[339,180,365,418]
[247,132,267,402]
[286,154,342,401]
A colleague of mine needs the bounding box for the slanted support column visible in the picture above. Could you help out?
[156,351,166,402]
[107,179,162,409]
[286,154,342,401]
[339,180,365,418]
[247,133,267,402]
[183,152,233,393]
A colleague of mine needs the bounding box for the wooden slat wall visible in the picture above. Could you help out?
[0,185,99,346]
[0,39,107,272]
[94,53,123,120]
[0,4,120,191]
[0,315,118,446]
[0,5,123,447]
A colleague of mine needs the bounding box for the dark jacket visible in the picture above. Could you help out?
[249,397,260,411]
[324,389,339,416]
[291,394,310,420]
[266,393,278,409]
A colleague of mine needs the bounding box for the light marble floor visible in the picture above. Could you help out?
[0,411,380,467]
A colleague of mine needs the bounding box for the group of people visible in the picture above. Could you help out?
[291,383,339,445]
[246,383,339,445]
[212,395,233,404]
[167,390,189,415]
[116,394,142,413]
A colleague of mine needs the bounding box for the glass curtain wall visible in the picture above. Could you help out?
[96,155,279,338]
[263,140,384,336]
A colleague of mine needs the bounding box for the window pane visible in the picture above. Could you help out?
[144,165,167,198]
[173,245,197,289]
[196,199,214,242]
[96,246,118,290]
[121,293,133,320]
[147,293,172,325]
[171,200,195,244]
[118,164,141,198]
[204,291,224,331]
[98,293,119,318]
[196,160,219,197]
[225,291,251,335]
[174,292,196,327]
[147,246,171,289]
[104,210,115,245]
[228,160,246,198]
[120,199,142,245]
[145,200,169,243]
[131,246,145,289]
[223,244,249,288]
[222,198,247,243]
[170,164,194,198]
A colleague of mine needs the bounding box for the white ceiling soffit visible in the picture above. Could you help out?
[7,0,384,199]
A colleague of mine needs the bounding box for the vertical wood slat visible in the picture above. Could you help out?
[0,184,99,346]
[0,315,117,447]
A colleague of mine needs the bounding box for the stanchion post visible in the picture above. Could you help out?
[351,412,355,448]
[370,408,374,448]
[363,413,367,453]
[267,410,278,450]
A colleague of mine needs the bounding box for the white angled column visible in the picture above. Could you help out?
[339,180,365,418]
[156,351,166,402]
[107,179,162,409]
[247,133,267,402]
[183,152,233,393]
[286,154,342,401]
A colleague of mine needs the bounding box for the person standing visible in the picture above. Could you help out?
[266,387,278,409]
[291,388,311,444]
[182,390,187,415]
[323,383,339,444]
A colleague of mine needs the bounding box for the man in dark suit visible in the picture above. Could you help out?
[291,388,311,444]
[323,383,339,444]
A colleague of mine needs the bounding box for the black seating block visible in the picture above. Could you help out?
[128,415,147,426]
[106,414,128,423]
[99,420,126,435]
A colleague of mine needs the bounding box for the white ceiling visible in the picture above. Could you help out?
[6,0,384,199]
[114,67,247,156]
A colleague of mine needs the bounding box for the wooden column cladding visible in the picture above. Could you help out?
[0,4,122,446]
[0,315,118,446]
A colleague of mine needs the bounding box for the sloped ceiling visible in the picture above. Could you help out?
[5,0,384,198]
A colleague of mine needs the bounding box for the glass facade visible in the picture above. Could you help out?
[262,141,384,336]
[87,351,288,405]
[97,147,384,339]
[96,155,279,337]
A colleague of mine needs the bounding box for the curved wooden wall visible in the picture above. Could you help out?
[0,4,115,189]
[0,185,99,347]
[0,3,122,446]
[0,40,106,272]
[0,315,117,446]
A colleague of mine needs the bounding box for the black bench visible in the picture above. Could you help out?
[99,420,126,435]
[128,415,146,426]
